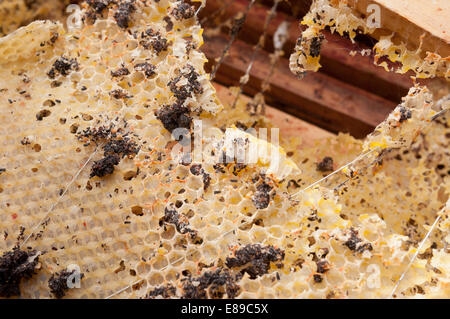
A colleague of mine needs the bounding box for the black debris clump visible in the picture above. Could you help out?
[140,29,169,54]
[313,274,323,283]
[171,1,195,21]
[21,137,31,145]
[232,163,247,176]
[185,40,196,54]
[202,173,211,191]
[168,65,203,102]
[111,67,130,77]
[36,109,51,121]
[189,164,203,176]
[309,34,325,57]
[77,123,140,178]
[343,228,373,253]
[114,1,136,29]
[225,244,285,279]
[87,0,112,13]
[103,137,140,157]
[287,179,301,189]
[190,164,211,191]
[77,124,112,143]
[181,268,240,299]
[0,246,40,297]
[163,16,174,32]
[49,32,59,44]
[213,163,226,174]
[146,284,176,299]
[110,89,132,99]
[252,182,274,209]
[317,156,334,172]
[90,154,120,178]
[0,168,5,175]
[134,62,156,78]
[47,56,79,79]
[48,269,84,299]
[160,206,197,239]
[155,103,192,135]
[316,259,330,274]
[155,65,202,138]
[399,106,412,123]
[84,0,114,24]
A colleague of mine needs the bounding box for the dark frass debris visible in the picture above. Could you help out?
[110,89,132,99]
[190,164,203,176]
[146,284,176,299]
[160,206,197,239]
[103,138,140,156]
[114,0,136,29]
[163,16,174,32]
[202,173,211,191]
[399,106,412,122]
[134,62,156,78]
[90,154,120,178]
[84,0,114,24]
[343,228,373,253]
[36,109,51,121]
[77,125,113,144]
[21,137,31,145]
[49,32,59,44]
[0,246,41,297]
[225,244,285,279]
[0,168,5,175]
[87,0,113,14]
[171,1,195,21]
[317,156,334,172]
[47,56,79,79]
[316,259,330,274]
[77,124,140,178]
[313,274,323,283]
[309,34,325,57]
[139,29,169,54]
[111,67,130,77]
[48,269,84,299]
[213,163,226,174]
[252,182,274,209]
[181,268,240,299]
[155,103,192,136]
[168,65,203,102]
[190,164,211,191]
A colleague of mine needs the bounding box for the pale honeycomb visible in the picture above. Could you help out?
[282,112,449,298]
[0,0,448,299]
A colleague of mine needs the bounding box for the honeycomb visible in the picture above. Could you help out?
[289,116,450,298]
[0,0,448,299]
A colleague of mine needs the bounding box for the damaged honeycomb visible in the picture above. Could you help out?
[0,0,448,299]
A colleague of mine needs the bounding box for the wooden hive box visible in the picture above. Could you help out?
[199,0,449,139]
